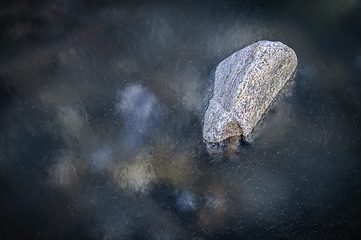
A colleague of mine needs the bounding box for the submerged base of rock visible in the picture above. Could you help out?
[203,40,298,151]
[204,136,250,159]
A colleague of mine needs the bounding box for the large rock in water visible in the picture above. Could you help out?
[203,40,298,144]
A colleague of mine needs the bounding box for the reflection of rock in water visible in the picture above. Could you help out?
[203,40,297,153]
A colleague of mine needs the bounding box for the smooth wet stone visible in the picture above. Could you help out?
[203,40,298,144]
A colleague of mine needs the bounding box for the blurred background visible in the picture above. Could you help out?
[0,0,361,239]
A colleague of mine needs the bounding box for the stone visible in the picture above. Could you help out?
[203,40,297,144]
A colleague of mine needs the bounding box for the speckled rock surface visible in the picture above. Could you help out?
[203,40,298,144]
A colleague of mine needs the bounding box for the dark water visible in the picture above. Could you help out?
[1,0,361,239]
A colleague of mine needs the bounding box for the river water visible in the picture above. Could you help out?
[1,0,361,239]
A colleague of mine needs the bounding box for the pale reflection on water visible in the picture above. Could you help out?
[0,0,361,239]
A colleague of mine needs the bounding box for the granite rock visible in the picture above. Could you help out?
[203,40,297,144]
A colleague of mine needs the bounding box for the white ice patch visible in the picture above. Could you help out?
[47,150,80,190]
[176,190,197,211]
[42,102,91,149]
[116,84,160,148]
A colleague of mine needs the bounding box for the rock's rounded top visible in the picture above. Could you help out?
[203,40,298,144]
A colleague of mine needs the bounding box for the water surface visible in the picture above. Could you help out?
[1,0,361,239]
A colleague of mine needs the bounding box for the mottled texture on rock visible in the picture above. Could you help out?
[203,40,298,143]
